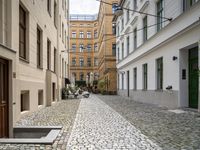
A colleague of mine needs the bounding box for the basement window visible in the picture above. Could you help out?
[38,90,43,106]
[21,91,30,112]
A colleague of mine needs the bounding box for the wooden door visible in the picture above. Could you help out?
[189,47,199,108]
[0,58,9,138]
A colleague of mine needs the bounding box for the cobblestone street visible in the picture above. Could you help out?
[97,95,200,150]
[67,95,160,150]
[0,95,200,149]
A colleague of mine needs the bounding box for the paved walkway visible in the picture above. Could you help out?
[98,95,200,150]
[0,95,200,149]
[67,95,161,150]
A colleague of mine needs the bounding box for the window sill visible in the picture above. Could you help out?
[19,57,29,63]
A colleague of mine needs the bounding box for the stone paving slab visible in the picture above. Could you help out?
[67,95,161,150]
[97,95,200,150]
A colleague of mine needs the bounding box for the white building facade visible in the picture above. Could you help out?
[0,0,69,138]
[114,0,200,111]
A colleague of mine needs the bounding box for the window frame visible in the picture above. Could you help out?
[37,26,42,68]
[19,5,27,60]
[47,0,51,16]
[143,16,148,42]
[156,57,163,90]
[133,67,137,90]
[143,63,148,90]
[157,0,163,31]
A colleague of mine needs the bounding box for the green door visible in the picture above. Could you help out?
[189,47,199,108]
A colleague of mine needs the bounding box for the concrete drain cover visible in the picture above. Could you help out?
[168,109,186,114]
[0,126,62,144]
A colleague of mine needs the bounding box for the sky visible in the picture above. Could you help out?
[70,0,100,15]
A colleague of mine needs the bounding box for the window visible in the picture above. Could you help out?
[47,39,51,70]
[94,57,98,66]
[112,43,116,56]
[87,57,91,67]
[183,0,199,11]
[52,83,56,101]
[122,73,124,90]
[80,72,84,81]
[143,64,148,90]
[112,23,116,35]
[62,0,65,10]
[133,0,137,10]
[112,3,118,13]
[79,57,84,67]
[37,26,42,68]
[65,61,66,77]
[65,30,66,48]
[72,57,76,66]
[54,48,56,72]
[126,36,129,55]
[94,43,98,51]
[87,31,91,38]
[38,90,43,106]
[62,23,64,42]
[79,31,84,38]
[47,0,51,16]
[156,57,163,90]
[54,1,57,28]
[121,42,124,59]
[94,30,97,38]
[79,44,84,52]
[133,67,137,90]
[19,5,27,60]
[157,0,163,31]
[72,32,76,38]
[143,16,147,42]
[126,10,129,23]
[62,58,64,76]
[121,18,124,31]
[72,44,76,52]
[21,91,30,112]
[133,28,137,50]
[87,44,92,52]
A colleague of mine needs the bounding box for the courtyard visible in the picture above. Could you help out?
[0,95,200,150]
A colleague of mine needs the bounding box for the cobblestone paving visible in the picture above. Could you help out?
[67,95,161,150]
[0,99,80,150]
[97,95,200,150]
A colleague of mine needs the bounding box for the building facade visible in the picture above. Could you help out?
[96,0,119,94]
[69,15,98,86]
[0,0,69,138]
[114,0,200,110]
[69,0,119,94]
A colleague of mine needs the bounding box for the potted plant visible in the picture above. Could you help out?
[62,87,69,99]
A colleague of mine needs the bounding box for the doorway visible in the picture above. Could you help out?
[52,83,55,102]
[0,58,9,138]
[127,71,129,97]
[188,47,198,108]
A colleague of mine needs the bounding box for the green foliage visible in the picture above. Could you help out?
[98,79,106,94]
[75,80,86,87]
[93,80,98,85]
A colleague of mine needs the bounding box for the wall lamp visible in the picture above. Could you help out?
[172,56,178,61]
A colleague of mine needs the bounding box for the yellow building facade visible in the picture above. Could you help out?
[69,0,118,93]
